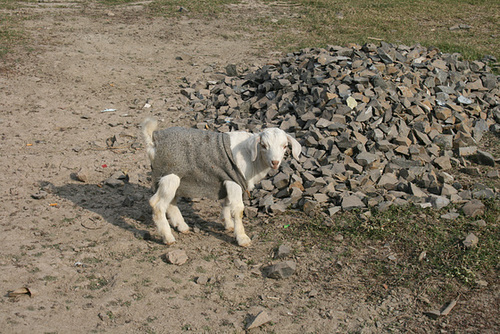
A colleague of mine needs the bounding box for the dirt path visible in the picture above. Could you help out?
[0,1,498,333]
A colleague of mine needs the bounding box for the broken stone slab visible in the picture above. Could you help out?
[462,199,485,217]
[104,177,124,188]
[409,183,427,197]
[356,152,379,167]
[475,150,495,166]
[264,261,296,279]
[433,156,452,170]
[377,173,399,190]
[441,184,458,196]
[473,188,496,200]
[341,195,366,210]
[441,212,460,220]
[429,195,450,210]
[246,310,272,330]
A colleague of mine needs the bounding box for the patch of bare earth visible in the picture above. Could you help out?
[0,1,498,333]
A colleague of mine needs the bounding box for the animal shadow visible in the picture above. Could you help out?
[50,179,236,245]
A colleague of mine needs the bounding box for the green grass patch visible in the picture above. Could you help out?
[280,199,499,290]
[259,0,500,60]
[0,14,23,58]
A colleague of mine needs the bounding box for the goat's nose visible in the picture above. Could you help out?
[271,160,279,169]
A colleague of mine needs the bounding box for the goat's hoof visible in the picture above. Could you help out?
[179,229,190,234]
[164,238,176,245]
[225,227,234,232]
[237,235,252,247]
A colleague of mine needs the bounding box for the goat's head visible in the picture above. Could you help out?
[250,128,301,170]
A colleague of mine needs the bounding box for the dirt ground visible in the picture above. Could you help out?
[0,1,498,333]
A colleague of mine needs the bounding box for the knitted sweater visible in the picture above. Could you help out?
[151,127,247,200]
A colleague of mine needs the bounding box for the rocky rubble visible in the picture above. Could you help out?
[178,42,499,215]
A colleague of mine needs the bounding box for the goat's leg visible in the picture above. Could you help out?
[149,174,180,245]
[221,199,234,232]
[167,197,190,234]
[224,181,251,247]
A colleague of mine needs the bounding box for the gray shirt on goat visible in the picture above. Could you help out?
[151,127,247,200]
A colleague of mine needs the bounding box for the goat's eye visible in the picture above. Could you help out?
[261,143,268,150]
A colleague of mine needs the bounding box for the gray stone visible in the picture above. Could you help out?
[487,170,499,179]
[196,275,209,285]
[476,150,495,166]
[74,169,89,183]
[462,200,485,217]
[461,167,481,176]
[434,156,452,170]
[264,261,296,279]
[441,212,460,220]
[356,152,379,167]
[104,176,124,188]
[341,195,366,210]
[346,162,364,174]
[274,244,292,259]
[429,195,450,210]
[409,183,426,197]
[378,173,398,190]
[273,172,290,189]
[225,64,238,76]
[166,250,188,265]
[246,310,272,330]
[463,233,478,249]
[441,184,458,196]
[473,188,495,200]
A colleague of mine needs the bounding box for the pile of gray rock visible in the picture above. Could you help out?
[179,42,499,215]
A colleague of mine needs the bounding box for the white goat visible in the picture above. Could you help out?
[141,118,301,247]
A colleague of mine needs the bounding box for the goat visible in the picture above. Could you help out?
[141,118,301,247]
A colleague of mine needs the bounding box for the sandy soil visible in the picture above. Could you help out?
[0,1,498,333]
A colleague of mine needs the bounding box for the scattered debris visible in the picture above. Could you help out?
[424,298,458,319]
[440,299,458,316]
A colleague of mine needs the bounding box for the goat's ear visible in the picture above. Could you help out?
[249,134,261,161]
[286,134,301,160]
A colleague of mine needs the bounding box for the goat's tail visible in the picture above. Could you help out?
[141,117,158,161]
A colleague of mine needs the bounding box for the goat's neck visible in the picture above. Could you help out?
[245,152,271,191]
